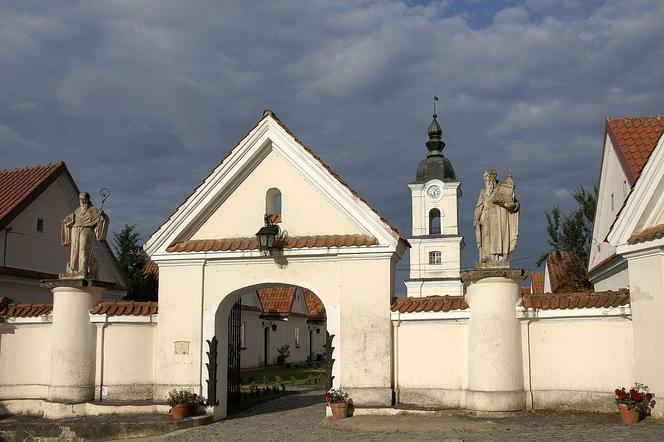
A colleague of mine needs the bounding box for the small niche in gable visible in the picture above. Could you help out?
[266,188,282,223]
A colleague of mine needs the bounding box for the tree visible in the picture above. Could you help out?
[537,186,597,292]
[112,224,157,301]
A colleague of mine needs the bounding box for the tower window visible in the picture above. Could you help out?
[429,209,441,235]
[429,251,442,265]
[266,188,282,223]
[36,218,44,232]
[611,193,614,211]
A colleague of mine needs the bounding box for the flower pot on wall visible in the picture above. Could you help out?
[330,403,348,419]
[171,403,189,419]
[617,404,640,424]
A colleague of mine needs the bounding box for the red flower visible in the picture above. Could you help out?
[325,392,332,397]
[615,389,621,396]
[646,393,653,401]
[631,391,641,402]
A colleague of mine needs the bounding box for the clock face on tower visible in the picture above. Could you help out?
[427,185,441,200]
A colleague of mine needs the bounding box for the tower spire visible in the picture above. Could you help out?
[426,112,445,156]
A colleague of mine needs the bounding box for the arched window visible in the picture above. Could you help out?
[429,208,441,235]
[266,188,282,222]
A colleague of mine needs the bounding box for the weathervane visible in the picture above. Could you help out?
[433,95,439,117]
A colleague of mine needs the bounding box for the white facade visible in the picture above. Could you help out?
[588,135,631,289]
[144,110,407,419]
[606,129,664,413]
[238,288,327,369]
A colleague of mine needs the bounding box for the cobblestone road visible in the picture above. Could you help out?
[143,389,664,442]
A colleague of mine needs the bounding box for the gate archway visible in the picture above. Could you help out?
[205,285,331,412]
[144,110,407,419]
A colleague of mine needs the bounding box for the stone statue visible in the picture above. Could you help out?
[473,169,519,268]
[61,192,109,279]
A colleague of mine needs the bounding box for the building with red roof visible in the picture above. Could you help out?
[0,162,127,302]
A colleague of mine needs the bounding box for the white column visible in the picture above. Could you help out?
[465,276,525,411]
[48,285,103,403]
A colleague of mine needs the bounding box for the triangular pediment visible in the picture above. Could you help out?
[145,110,406,258]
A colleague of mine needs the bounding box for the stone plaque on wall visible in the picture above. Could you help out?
[174,341,190,355]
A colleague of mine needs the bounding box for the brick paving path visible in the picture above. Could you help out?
[143,389,664,441]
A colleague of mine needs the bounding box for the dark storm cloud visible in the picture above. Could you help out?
[1,1,663,289]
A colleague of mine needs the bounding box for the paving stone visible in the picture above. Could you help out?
[142,389,664,442]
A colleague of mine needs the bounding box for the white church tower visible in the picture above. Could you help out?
[405,114,463,297]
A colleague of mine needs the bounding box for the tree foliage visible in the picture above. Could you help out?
[537,186,597,292]
[112,224,157,301]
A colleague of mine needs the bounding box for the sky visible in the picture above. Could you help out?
[2,0,663,291]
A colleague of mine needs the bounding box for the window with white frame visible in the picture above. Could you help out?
[240,322,246,349]
[295,327,300,347]
[429,251,441,265]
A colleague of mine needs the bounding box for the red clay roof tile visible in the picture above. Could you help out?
[143,260,159,278]
[531,272,544,295]
[90,301,158,316]
[0,162,75,230]
[304,289,326,320]
[390,295,469,313]
[0,297,53,318]
[588,252,619,275]
[258,286,296,316]
[545,252,574,293]
[521,289,629,311]
[628,224,664,245]
[166,235,379,253]
[606,115,664,185]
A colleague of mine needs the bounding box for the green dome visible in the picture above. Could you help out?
[412,114,456,183]
[414,155,456,183]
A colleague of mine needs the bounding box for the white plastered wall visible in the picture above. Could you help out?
[624,249,664,418]
[522,315,633,411]
[393,310,633,412]
[191,149,364,239]
[0,321,52,399]
[393,320,467,407]
[589,136,630,286]
[95,321,156,401]
[153,251,395,419]
[0,317,157,404]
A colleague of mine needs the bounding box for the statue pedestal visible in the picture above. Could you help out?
[41,279,108,403]
[462,268,527,412]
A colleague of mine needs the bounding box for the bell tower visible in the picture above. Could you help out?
[405,113,463,297]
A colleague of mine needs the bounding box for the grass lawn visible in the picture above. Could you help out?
[241,364,326,387]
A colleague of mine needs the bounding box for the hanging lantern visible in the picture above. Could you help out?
[256,214,280,253]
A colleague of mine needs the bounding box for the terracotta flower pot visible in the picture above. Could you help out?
[330,402,348,419]
[618,404,640,424]
[171,403,189,419]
